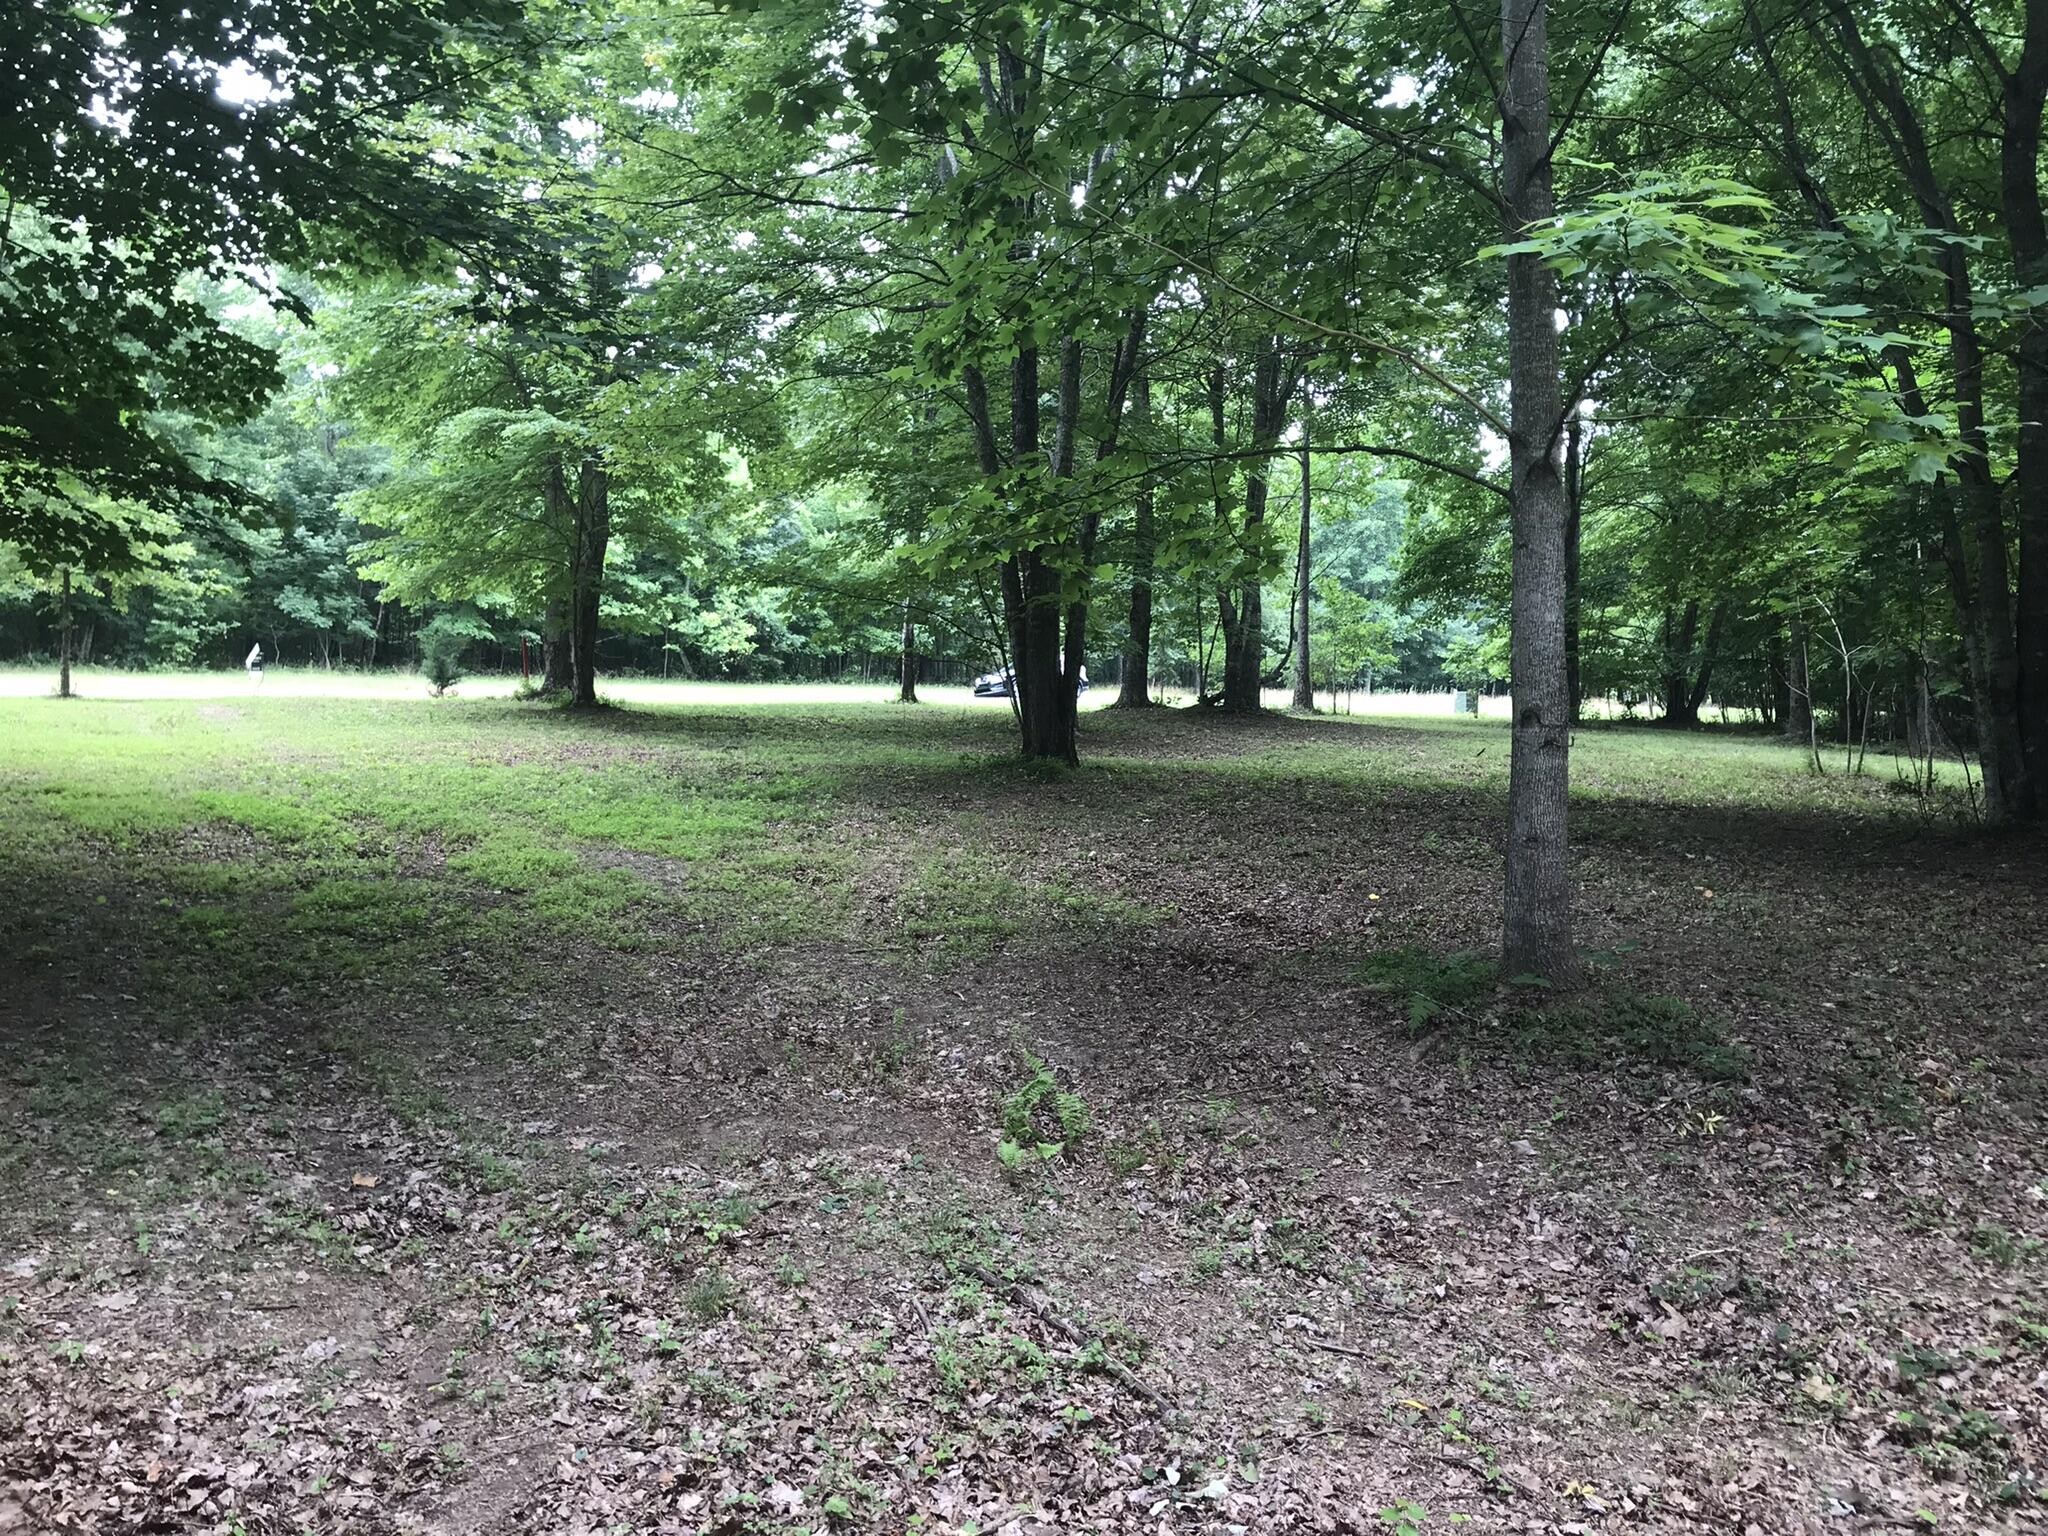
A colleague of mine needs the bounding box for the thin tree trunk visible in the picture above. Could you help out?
[1820,0,2030,816]
[1499,0,1581,986]
[1564,409,1584,721]
[1785,618,1814,745]
[1290,420,1315,711]
[899,599,919,703]
[1221,343,1295,712]
[1768,628,1789,731]
[1116,384,1157,708]
[1054,307,1145,745]
[58,568,72,700]
[569,457,610,708]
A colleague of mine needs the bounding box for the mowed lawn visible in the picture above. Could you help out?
[1,687,2042,1535]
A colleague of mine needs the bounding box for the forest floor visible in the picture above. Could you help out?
[0,689,2042,1536]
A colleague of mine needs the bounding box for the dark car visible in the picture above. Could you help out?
[972,665,1089,698]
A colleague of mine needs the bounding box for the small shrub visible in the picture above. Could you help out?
[1356,946,1496,1031]
[684,1273,740,1322]
[424,640,465,698]
[998,1052,1089,1168]
[1970,1223,2041,1268]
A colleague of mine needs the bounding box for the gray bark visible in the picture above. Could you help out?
[1500,0,1581,985]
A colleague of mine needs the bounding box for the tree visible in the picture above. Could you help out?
[1497,0,1582,984]
[1,0,529,585]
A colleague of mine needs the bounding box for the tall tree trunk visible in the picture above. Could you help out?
[1116,378,1156,708]
[1660,601,1700,724]
[1006,330,1073,761]
[1500,0,1581,985]
[1685,602,1729,720]
[569,457,610,709]
[1052,308,1146,750]
[1564,409,1584,721]
[1768,628,1789,731]
[2005,0,2048,813]
[1220,343,1295,712]
[898,599,919,703]
[1206,362,1233,708]
[1290,420,1315,710]
[1908,661,1936,765]
[58,568,72,700]
[1821,0,2030,816]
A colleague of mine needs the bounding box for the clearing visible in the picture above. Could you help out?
[0,689,2042,1535]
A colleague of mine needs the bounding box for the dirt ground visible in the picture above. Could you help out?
[1,698,2043,1535]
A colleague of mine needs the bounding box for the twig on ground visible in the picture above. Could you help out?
[964,1262,1171,1411]
[1303,1337,1374,1360]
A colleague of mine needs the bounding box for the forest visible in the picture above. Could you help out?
[3,1,2046,1533]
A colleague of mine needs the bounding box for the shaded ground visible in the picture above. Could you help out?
[0,695,2042,1535]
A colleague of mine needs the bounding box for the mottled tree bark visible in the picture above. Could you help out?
[1500,0,1581,985]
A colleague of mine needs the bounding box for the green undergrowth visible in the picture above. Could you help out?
[1357,944,1750,1082]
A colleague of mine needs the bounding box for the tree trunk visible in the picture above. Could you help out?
[568,457,610,709]
[1005,329,1076,762]
[541,599,572,693]
[58,568,72,700]
[898,599,919,703]
[1220,343,1294,713]
[1499,0,1581,986]
[1785,618,1814,746]
[1821,0,2031,816]
[1660,601,1700,725]
[1685,602,1729,720]
[1908,662,1936,765]
[2005,1,2048,813]
[1290,421,1315,711]
[1117,548,1154,703]
[1767,629,1789,731]
[1116,393,1156,708]
[1564,409,1584,721]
